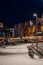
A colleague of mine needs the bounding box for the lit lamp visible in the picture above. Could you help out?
[33,13,37,23]
[33,13,37,17]
[33,13,38,48]
[33,13,38,35]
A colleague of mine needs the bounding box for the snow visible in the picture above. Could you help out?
[0,43,43,65]
[0,54,43,65]
[0,43,31,53]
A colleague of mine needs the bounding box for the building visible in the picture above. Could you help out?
[0,22,3,28]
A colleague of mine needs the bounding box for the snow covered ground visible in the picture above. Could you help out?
[0,43,43,65]
[0,43,31,53]
[0,54,43,65]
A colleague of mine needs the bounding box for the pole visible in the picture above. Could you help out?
[36,14,38,48]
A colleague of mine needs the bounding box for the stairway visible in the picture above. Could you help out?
[28,45,43,59]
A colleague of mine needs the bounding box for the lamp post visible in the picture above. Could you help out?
[33,13,38,48]
[33,13,38,34]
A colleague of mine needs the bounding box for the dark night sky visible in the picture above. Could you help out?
[0,0,43,27]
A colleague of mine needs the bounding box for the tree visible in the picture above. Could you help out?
[29,20,35,35]
[18,23,23,38]
[23,22,29,37]
[14,24,18,37]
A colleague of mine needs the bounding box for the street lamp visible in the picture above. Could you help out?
[33,13,38,48]
[33,13,37,17]
[33,13,37,21]
[33,13,38,35]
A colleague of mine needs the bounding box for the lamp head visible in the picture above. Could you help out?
[33,13,37,17]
